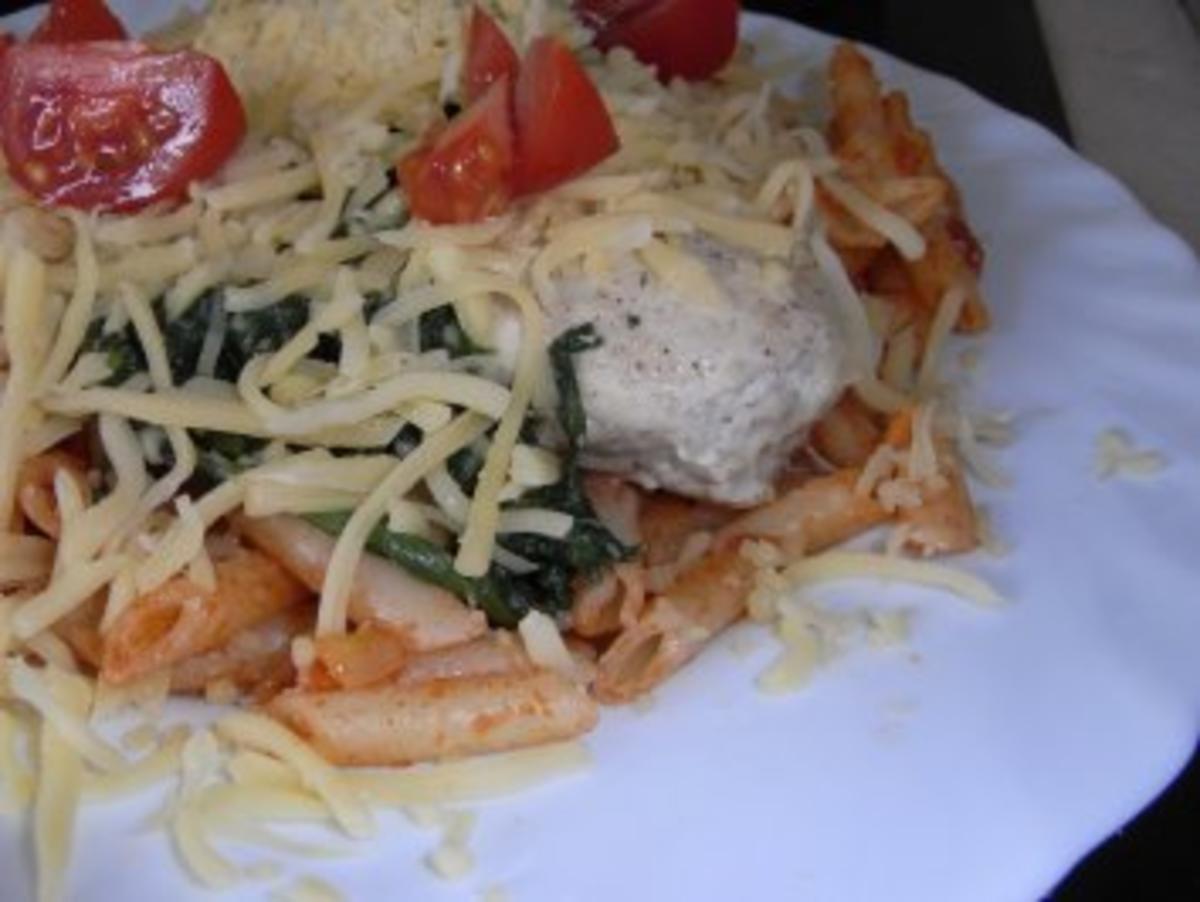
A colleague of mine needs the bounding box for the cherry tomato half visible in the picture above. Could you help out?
[577,0,740,82]
[463,6,520,105]
[30,0,128,43]
[0,42,246,212]
[513,36,619,195]
[400,77,517,225]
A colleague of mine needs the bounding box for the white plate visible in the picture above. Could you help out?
[3,5,1200,902]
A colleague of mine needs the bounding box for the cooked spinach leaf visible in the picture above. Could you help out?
[504,323,635,582]
[306,510,539,628]
[418,304,486,359]
[446,441,487,495]
[83,320,144,387]
[217,295,314,379]
[304,329,631,625]
[164,291,221,383]
[547,323,603,450]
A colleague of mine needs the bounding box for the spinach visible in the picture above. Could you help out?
[79,318,142,387]
[164,291,222,384]
[217,295,315,379]
[446,442,487,495]
[504,323,635,582]
[76,292,298,485]
[418,304,486,359]
[77,290,311,389]
[306,510,537,628]
[546,324,603,450]
[304,326,633,626]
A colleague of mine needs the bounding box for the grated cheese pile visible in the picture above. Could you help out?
[740,538,1000,695]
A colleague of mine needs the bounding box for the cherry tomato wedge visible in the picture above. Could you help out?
[463,6,519,105]
[573,0,646,32]
[577,0,739,82]
[0,42,246,212]
[513,36,619,196]
[30,0,128,43]
[399,77,516,225]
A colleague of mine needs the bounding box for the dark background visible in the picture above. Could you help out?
[1,0,1196,898]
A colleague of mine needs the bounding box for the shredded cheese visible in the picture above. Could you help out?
[454,276,545,577]
[203,163,321,213]
[782,551,1004,607]
[518,610,579,679]
[36,212,98,393]
[917,283,968,392]
[273,876,346,902]
[349,741,592,805]
[214,712,374,839]
[31,668,88,902]
[639,237,725,307]
[11,556,129,642]
[819,175,927,261]
[316,413,488,634]
[620,192,794,257]
[1094,428,1167,480]
[8,660,124,773]
[0,248,47,527]
[84,728,188,801]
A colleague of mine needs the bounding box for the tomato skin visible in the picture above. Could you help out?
[572,0,649,32]
[513,37,619,196]
[0,43,246,212]
[30,0,128,42]
[399,77,516,225]
[463,6,519,105]
[578,0,739,82]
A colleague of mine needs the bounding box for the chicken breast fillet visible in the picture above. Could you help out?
[539,235,847,506]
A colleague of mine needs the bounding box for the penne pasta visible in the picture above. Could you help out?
[811,393,884,469]
[101,547,311,685]
[570,563,647,638]
[305,623,412,691]
[582,474,642,546]
[170,607,311,696]
[267,670,597,766]
[52,594,106,670]
[720,469,891,559]
[593,545,758,703]
[637,492,737,567]
[0,533,56,590]
[897,458,980,558]
[238,514,487,651]
[827,43,989,335]
[388,632,532,688]
[16,450,91,540]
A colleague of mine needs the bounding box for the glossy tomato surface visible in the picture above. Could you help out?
[0,42,245,212]
[513,37,619,195]
[400,77,517,225]
[29,0,128,42]
[464,6,520,105]
[579,0,739,81]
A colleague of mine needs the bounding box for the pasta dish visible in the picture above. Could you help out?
[0,0,1004,896]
